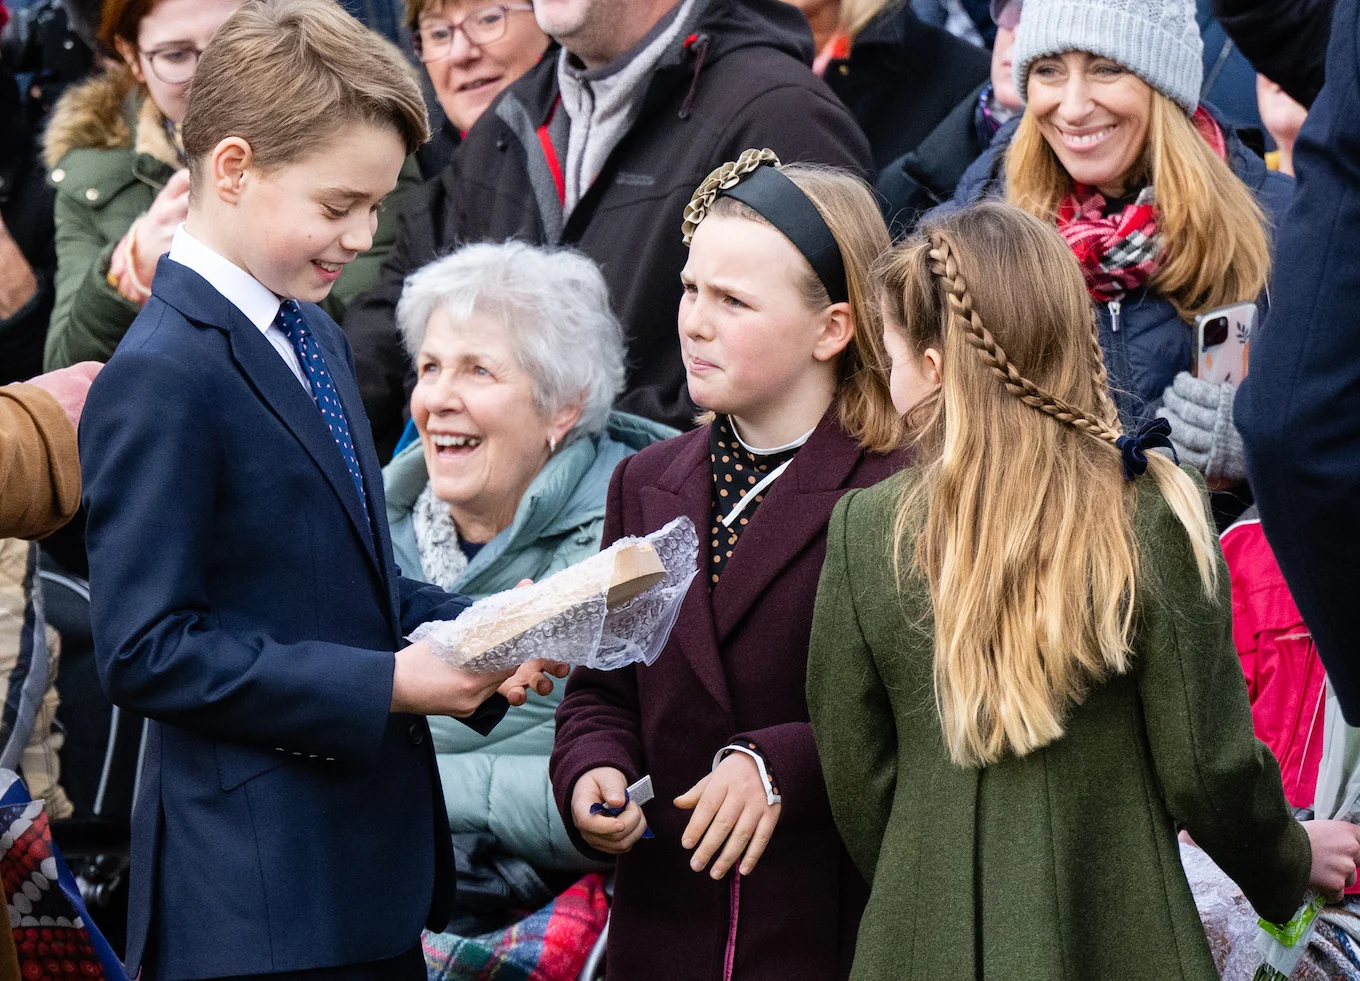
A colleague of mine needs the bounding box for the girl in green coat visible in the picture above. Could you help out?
[806,201,1360,981]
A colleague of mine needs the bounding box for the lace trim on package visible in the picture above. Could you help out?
[409,517,699,672]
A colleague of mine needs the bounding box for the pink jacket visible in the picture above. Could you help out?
[1222,514,1327,813]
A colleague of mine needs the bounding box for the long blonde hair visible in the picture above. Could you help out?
[1005,91,1272,321]
[878,202,1217,767]
[683,150,903,454]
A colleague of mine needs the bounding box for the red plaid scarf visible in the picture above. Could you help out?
[1056,107,1228,301]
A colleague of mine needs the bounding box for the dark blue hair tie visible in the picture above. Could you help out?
[1115,417,1178,481]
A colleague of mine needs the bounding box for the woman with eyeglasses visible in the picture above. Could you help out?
[406,0,549,176]
[41,0,419,369]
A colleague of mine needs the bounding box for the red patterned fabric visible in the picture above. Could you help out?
[423,872,609,981]
[1056,107,1227,302]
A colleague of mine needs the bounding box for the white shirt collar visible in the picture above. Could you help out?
[168,225,282,333]
[728,416,816,456]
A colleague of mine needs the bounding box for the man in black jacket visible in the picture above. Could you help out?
[342,0,872,458]
[1213,0,1335,107]
[1237,0,1360,719]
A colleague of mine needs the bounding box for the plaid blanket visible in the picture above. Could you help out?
[423,872,609,981]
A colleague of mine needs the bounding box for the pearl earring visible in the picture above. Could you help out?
[548,435,558,454]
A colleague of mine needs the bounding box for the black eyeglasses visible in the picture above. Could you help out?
[412,3,535,63]
[139,44,203,85]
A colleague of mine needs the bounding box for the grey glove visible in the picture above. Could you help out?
[1155,372,1246,484]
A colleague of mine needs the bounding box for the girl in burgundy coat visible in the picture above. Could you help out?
[549,151,908,981]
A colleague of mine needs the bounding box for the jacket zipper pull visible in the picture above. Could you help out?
[1108,298,1122,333]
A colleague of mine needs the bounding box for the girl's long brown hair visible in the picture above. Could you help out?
[1005,91,1272,322]
[879,202,1216,767]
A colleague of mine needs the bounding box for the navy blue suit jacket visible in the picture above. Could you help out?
[1237,0,1360,722]
[79,258,505,979]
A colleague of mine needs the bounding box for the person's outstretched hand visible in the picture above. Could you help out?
[572,766,649,854]
[1303,819,1360,902]
[25,362,103,432]
[391,639,516,717]
[499,658,570,706]
[675,752,781,879]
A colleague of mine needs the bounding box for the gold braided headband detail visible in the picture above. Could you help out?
[925,232,1124,448]
[681,148,781,246]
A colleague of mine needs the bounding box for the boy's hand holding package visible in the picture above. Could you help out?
[572,766,650,854]
[677,751,782,879]
[391,640,566,717]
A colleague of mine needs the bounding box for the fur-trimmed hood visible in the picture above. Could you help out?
[42,65,180,170]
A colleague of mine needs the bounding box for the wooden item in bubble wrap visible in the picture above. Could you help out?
[410,518,699,672]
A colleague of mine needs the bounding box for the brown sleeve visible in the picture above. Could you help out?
[0,384,81,540]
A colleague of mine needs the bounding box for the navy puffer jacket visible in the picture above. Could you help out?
[939,107,1293,431]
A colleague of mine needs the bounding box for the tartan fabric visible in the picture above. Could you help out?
[423,872,609,981]
[1056,107,1227,302]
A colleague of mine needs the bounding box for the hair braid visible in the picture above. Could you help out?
[1086,309,1121,432]
[926,233,1123,448]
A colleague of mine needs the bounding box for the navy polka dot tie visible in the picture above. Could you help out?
[275,299,369,519]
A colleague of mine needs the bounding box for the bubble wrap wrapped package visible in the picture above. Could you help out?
[409,517,699,672]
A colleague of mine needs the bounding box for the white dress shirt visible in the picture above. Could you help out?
[167,226,309,390]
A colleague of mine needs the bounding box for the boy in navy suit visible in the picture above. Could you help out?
[78,2,563,978]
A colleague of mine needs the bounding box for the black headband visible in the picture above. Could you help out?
[721,166,850,306]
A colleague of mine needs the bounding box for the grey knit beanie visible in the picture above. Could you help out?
[1012,0,1204,115]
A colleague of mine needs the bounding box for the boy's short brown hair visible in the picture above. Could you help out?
[183,0,430,184]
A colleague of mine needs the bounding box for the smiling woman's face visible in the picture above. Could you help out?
[419,1,550,132]
[1026,50,1154,198]
[410,306,558,539]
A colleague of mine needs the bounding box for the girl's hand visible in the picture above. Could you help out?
[675,753,781,879]
[1303,819,1360,902]
[572,766,649,854]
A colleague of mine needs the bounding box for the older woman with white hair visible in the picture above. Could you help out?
[383,240,675,881]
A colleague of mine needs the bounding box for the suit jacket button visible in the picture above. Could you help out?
[408,723,424,746]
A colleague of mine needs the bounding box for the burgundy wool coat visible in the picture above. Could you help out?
[550,411,908,981]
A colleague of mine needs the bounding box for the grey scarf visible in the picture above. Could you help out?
[412,484,469,593]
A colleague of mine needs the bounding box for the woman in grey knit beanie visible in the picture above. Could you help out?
[947,0,1293,511]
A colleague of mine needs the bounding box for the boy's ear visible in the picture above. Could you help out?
[812,302,855,363]
[209,137,256,205]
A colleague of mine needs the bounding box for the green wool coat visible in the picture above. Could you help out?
[807,467,1311,981]
[41,68,417,370]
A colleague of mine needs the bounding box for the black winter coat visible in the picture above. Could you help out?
[341,0,873,459]
[0,68,57,386]
[876,81,991,238]
[821,7,989,171]
[1213,0,1335,107]
[1237,0,1360,722]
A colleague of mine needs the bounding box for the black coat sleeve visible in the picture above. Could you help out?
[1237,0,1360,720]
[1213,0,1336,107]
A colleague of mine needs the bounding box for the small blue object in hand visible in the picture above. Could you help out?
[590,788,655,839]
